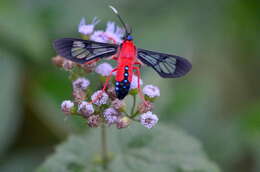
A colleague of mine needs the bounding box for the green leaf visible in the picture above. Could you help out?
[0,55,22,157]
[37,124,220,172]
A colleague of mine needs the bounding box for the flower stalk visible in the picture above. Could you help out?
[101,123,108,170]
[131,95,137,115]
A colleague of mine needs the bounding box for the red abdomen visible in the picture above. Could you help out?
[115,40,136,99]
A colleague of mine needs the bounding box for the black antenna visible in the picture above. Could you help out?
[109,5,130,35]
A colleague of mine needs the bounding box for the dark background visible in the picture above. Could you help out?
[0,0,259,171]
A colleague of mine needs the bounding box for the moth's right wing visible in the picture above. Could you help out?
[53,38,119,64]
[137,48,192,78]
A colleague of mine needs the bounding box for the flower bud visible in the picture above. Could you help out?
[72,89,86,103]
[62,59,75,71]
[91,90,109,106]
[52,55,64,67]
[111,99,125,112]
[116,116,131,129]
[103,107,120,125]
[87,115,101,128]
[73,77,90,91]
[137,101,154,114]
[78,101,94,117]
[61,100,74,114]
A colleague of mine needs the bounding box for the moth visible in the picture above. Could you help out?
[53,6,192,100]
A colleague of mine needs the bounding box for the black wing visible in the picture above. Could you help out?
[53,38,118,64]
[137,48,192,78]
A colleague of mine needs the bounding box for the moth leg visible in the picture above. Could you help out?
[111,55,118,60]
[91,68,117,104]
[84,58,100,64]
[109,50,119,61]
[133,67,148,105]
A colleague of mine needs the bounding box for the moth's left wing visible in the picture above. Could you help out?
[137,48,192,78]
[53,38,118,64]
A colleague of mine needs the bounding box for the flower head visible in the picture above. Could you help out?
[72,89,86,103]
[143,85,160,98]
[78,17,100,35]
[116,116,131,129]
[73,77,90,91]
[78,101,94,117]
[104,21,124,44]
[91,90,109,106]
[130,75,143,90]
[52,55,64,67]
[90,22,124,44]
[103,107,120,125]
[140,111,159,129]
[111,99,125,111]
[62,59,75,71]
[61,100,74,114]
[90,30,107,43]
[95,62,114,76]
[87,115,101,128]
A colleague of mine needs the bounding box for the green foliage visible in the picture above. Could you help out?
[37,124,220,172]
[0,55,22,157]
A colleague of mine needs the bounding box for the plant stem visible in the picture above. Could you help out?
[131,95,137,115]
[101,123,108,170]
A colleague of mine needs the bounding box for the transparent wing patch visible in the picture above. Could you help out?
[53,38,118,64]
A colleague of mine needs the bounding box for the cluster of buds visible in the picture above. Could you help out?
[56,17,160,129]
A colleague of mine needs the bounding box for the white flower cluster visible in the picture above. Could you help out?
[73,77,90,91]
[57,17,164,130]
[95,62,114,76]
[78,17,100,35]
[78,101,94,117]
[91,90,109,106]
[103,107,120,125]
[140,111,159,129]
[143,85,160,98]
[78,17,124,44]
[61,100,74,114]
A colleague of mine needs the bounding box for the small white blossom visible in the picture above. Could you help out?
[104,21,124,44]
[143,85,160,98]
[90,22,124,44]
[73,77,90,90]
[95,62,114,76]
[61,100,74,114]
[78,101,94,117]
[78,17,100,35]
[130,75,143,90]
[103,107,120,125]
[91,90,109,106]
[140,111,159,129]
[90,30,107,43]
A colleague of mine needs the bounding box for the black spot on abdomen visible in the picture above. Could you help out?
[115,66,130,100]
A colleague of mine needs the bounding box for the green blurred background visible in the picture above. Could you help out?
[0,0,259,171]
